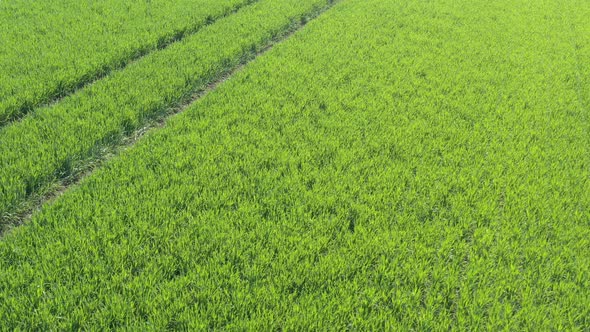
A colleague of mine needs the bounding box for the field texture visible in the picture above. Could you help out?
[0,0,332,224]
[0,0,250,124]
[1,0,589,330]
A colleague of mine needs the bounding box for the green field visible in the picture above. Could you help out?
[1,0,589,329]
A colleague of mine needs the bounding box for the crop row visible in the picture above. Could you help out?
[1,0,589,329]
[0,0,252,125]
[0,0,334,222]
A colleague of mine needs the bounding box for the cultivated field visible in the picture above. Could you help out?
[1,0,589,329]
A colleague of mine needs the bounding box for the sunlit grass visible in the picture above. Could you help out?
[1,0,589,329]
